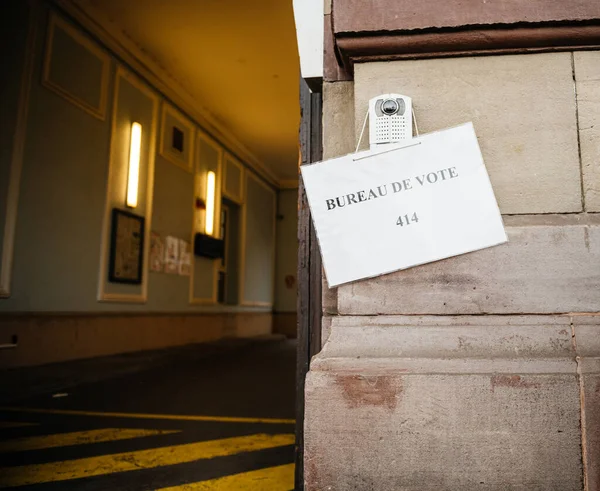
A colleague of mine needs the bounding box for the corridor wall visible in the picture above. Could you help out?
[0,1,281,367]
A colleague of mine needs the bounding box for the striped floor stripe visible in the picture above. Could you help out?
[0,428,178,453]
[0,421,36,429]
[0,406,295,425]
[158,463,295,490]
[0,433,294,488]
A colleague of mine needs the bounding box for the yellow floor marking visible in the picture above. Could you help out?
[0,407,295,425]
[0,422,36,429]
[158,463,295,491]
[0,433,294,488]
[0,428,179,453]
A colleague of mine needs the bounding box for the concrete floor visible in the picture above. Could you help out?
[0,338,296,490]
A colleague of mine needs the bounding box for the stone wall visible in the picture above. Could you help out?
[306,51,600,490]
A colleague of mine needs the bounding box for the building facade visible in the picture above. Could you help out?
[298,1,600,489]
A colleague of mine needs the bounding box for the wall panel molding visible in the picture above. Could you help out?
[0,2,38,298]
[159,102,195,173]
[52,0,279,187]
[189,129,223,305]
[97,66,159,303]
[239,171,276,307]
[222,152,245,204]
[42,12,110,120]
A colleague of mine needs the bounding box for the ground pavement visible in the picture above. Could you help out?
[0,338,296,490]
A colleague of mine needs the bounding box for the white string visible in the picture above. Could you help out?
[353,141,421,161]
[355,108,370,154]
[412,107,420,137]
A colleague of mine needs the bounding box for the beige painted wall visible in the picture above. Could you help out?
[0,313,272,368]
[0,3,280,366]
[0,4,277,313]
[240,172,277,306]
[275,188,298,313]
[0,0,30,299]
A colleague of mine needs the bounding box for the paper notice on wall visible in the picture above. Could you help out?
[178,239,191,276]
[149,232,164,272]
[300,122,508,287]
[164,236,179,274]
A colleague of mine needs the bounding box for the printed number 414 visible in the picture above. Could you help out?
[396,212,419,226]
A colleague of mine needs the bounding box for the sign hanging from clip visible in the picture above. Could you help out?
[300,94,507,288]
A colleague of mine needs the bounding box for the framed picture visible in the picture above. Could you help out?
[108,208,145,284]
[159,103,195,172]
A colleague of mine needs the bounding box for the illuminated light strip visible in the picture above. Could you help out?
[205,170,216,235]
[126,122,142,208]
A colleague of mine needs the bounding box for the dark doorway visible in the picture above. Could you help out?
[295,78,323,490]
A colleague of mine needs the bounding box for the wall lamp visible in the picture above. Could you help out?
[126,122,142,208]
[205,171,216,236]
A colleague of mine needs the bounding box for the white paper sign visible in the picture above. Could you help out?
[301,123,507,287]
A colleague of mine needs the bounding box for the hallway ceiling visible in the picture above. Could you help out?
[71,0,301,183]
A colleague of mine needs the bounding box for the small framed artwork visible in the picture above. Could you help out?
[43,13,110,121]
[159,103,195,172]
[108,208,145,284]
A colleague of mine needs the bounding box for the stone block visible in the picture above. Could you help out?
[324,315,574,362]
[322,270,337,315]
[321,315,332,348]
[333,0,600,33]
[305,315,584,490]
[354,52,582,214]
[305,371,582,490]
[321,82,353,317]
[323,81,355,160]
[573,316,600,491]
[582,372,600,491]
[338,215,600,315]
[574,51,600,212]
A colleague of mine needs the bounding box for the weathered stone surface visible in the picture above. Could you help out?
[305,373,582,490]
[354,53,582,214]
[305,315,584,490]
[323,81,354,160]
[583,372,600,491]
[334,0,600,33]
[305,372,582,491]
[323,315,574,361]
[574,51,600,212]
[337,215,600,315]
[321,315,332,348]
[322,81,354,312]
[574,315,600,357]
[321,272,337,315]
[573,316,600,491]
